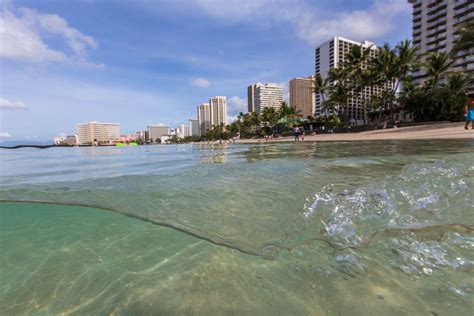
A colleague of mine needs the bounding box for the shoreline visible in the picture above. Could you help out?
[1,123,472,149]
[234,122,474,144]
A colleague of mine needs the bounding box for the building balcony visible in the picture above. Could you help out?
[412,15,422,23]
[427,3,447,16]
[427,26,446,36]
[427,18,446,29]
[426,34,446,45]
[454,11,474,25]
[427,41,446,52]
[454,3,474,18]
[427,9,447,22]
[427,0,447,9]
[454,0,473,11]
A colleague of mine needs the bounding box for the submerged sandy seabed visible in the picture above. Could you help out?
[235,122,474,144]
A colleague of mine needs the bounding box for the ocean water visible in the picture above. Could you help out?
[0,140,473,315]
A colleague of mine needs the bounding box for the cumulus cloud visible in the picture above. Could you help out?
[294,0,411,45]
[0,132,12,138]
[0,98,28,110]
[191,78,211,88]
[228,96,247,114]
[191,0,410,46]
[0,5,97,62]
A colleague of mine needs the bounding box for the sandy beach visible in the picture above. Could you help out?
[234,122,474,144]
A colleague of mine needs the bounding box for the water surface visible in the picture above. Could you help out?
[0,141,473,314]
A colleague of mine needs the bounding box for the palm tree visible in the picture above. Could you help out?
[443,72,472,120]
[327,67,350,122]
[359,67,380,124]
[346,44,374,124]
[262,107,279,135]
[424,52,453,91]
[279,101,291,119]
[396,40,419,81]
[313,73,329,109]
[373,44,398,122]
[452,19,474,54]
[249,111,261,133]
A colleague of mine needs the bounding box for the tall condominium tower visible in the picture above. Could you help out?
[76,121,120,145]
[189,118,199,136]
[247,82,284,113]
[289,76,315,118]
[247,85,256,112]
[315,36,389,125]
[209,96,227,127]
[408,0,473,88]
[197,103,211,134]
[177,124,191,138]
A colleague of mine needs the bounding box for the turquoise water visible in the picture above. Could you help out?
[0,141,473,314]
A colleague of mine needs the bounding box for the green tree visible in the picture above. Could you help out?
[313,73,330,110]
[442,72,471,121]
[261,107,279,136]
[424,52,454,92]
[249,111,261,134]
[346,44,374,124]
[325,67,350,122]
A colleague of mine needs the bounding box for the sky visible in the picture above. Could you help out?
[0,0,412,141]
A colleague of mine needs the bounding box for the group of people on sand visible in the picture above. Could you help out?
[293,126,305,142]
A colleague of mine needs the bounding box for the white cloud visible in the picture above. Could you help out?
[0,98,28,110]
[191,0,410,46]
[191,78,211,88]
[294,0,410,46]
[0,6,97,63]
[227,96,247,114]
[0,132,12,138]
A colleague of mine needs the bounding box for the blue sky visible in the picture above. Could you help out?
[0,0,412,140]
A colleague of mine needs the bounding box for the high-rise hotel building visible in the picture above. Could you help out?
[197,103,211,135]
[197,97,227,135]
[76,121,120,145]
[289,76,315,118]
[209,96,228,127]
[247,83,284,113]
[408,0,473,88]
[315,37,389,125]
[189,118,199,136]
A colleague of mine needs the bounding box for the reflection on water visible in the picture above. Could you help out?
[0,140,473,314]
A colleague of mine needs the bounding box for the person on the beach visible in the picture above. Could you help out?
[301,129,305,141]
[465,97,474,130]
[293,126,300,141]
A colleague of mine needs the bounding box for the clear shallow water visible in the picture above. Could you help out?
[0,141,473,314]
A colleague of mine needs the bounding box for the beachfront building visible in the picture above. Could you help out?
[289,76,315,119]
[177,124,191,138]
[147,124,169,143]
[197,103,211,135]
[209,96,227,128]
[136,130,147,142]
[247,85,256,112]
[189,118,199,136]
[76,122,120,145]
[247,82,284,113]
[315,36,390,125]
[408,0,474,91]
